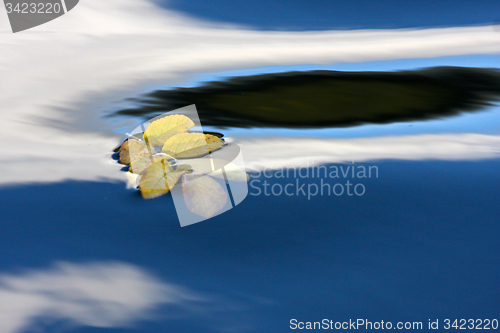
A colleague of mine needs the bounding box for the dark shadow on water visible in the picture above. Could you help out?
[1,159,499,331]
[115,67,500,129]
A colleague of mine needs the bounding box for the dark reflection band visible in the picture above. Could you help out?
[115,67,500,129]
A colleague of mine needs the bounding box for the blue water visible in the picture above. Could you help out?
[2,1,500,331]
[162,0,500,31]
[1,159,499,332]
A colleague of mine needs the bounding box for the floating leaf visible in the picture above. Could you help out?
[130,153,175,175]
[182,173,228,218]
[118,141,131,165]
[162,133,226,159]
[139,159,186,199]
[119,138,146,165]
[114,132,144,153]
[144,114,195,147]
[129,146,156,174]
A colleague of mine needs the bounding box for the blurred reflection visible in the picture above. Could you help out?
[0,262,202,333]
[237,133,500,170]
[116,67,500,128]
[1,0,499,186]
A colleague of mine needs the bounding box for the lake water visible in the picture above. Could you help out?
[0,1,499,332]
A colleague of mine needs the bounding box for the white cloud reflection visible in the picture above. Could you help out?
[0,261,202,333]
[0,0,499,185]
[236,133,500,170]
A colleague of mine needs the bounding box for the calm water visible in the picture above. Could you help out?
[2,79,499,333]
[1,1,499,332]
[1,153,499,333]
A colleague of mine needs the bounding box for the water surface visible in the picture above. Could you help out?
[0,1,499,332]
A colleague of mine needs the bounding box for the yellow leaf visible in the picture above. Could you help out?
[129,146,156,174]
[119,138,146,165]
[182,173,228,218]
[143,114,195,147]
[130,152,174,175]
[161,133,226,159]
[139,159,185,199]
